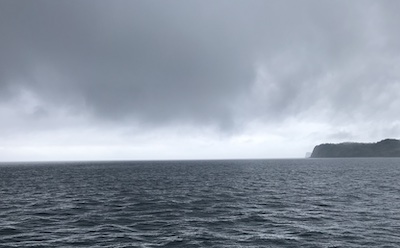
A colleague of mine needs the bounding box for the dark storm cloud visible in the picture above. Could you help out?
[1,0,400,133]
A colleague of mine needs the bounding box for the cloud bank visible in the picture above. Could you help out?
[1,0,400,160]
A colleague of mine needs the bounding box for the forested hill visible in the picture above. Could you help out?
[310,139,400,158]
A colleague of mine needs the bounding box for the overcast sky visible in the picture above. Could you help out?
[1,0,400,161]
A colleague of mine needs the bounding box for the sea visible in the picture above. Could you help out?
[1,158,400,247]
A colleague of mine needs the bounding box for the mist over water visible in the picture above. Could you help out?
[1,159,400,247]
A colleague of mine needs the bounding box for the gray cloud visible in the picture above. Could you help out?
[1,0,400,140]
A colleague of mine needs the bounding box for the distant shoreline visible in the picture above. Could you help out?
[310,139,400,158]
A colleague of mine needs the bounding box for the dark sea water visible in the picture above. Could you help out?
[1,158,400,247]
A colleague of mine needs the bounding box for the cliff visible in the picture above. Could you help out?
[310,139,400,158]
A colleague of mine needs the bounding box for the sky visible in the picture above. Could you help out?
[1,0,400,161]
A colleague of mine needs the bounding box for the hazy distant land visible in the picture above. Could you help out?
[311,139,400,158]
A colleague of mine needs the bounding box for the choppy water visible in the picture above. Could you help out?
[1,159,400,247]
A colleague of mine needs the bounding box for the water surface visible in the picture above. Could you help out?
[1,158,400,247]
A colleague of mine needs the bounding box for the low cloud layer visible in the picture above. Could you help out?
[1,0,400,160]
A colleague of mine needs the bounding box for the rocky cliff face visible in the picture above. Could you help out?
[310,139,400,158]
